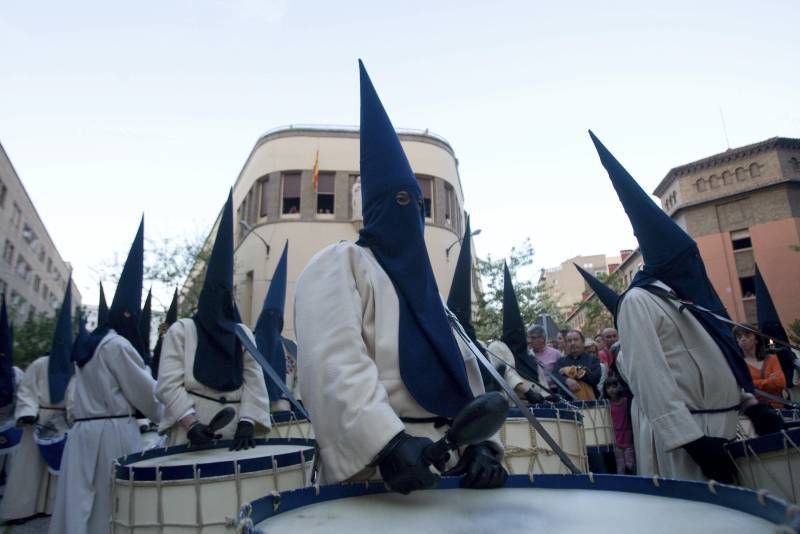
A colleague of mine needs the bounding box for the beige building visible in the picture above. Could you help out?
[0,142,81,323]
[539,253,614,313]
[568,135,800,332]
[183,125,476,340]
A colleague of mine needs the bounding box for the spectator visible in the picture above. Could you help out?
[594,334,606,353]
[605,375,635,475]
[598,328,618,368]
[734,326,786,409]
[553,330,602,400]
[556,330,567,354]
[526,324,561,393]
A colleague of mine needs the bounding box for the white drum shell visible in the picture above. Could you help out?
[576,401,614,448]
[500,412,587,475]
[729,431,800,504]
[111,441,314,534]
[268,413,314,441]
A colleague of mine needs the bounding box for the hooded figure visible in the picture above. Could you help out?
[588,131,777,483]
[97,282,109,327]
[574,263,620,318]
[254,241,296,410]
[155,191,269,451]
[499,263,543,385]
[48,219,162,534]
[139,288,152,365]
[0,294,23,502]
[754,265,795,389]
[48,279,74,405]
[294,60,504,492]
[150,288,178,380]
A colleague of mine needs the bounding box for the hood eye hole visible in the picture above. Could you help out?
[395,191,410,206]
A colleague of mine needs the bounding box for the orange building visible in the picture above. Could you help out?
[654,137,800,328]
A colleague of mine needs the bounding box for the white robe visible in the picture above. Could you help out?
[485,340,549,399]
[1,358,69,521]
[48,331,162,534]
[294,241,502,484]
[269,343,301,412]
[617,282,750,481]
[0,367,24,500]
[156,319,270,446]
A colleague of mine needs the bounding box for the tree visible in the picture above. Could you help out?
[474,239,566,341]
[8,305,83,368]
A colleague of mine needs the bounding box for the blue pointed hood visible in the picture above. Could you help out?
[0,294,14,407]
[70,311,88,366]
[574,264,620,317]
[355,60,473,417]
[500,263,540,383]
[151,288,178,380]
[193,190,243,392]
[255,241,288,401]
[589,130,753,392]
[75,218,145,366]
[139,288,152,364]
[755,265,788,343]
[98,282,109,326]
[48,278,74,404]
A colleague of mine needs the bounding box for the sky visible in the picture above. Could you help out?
[1,0,798,311]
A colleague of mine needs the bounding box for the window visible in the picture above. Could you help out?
[0,180,6,208]
[316,173,335,215]
[791,157,800,174]
[735,167,746,182]
[281,173,301,215]
[38,248,44,262]
[22,223,38,250]
[444,183,456,227]
[731,229,752,250]
[2,240,13,264]
[259,177,270,218]
[740,276,756,298]
[16,255,31,282]
[709,175,720,189]
[42,283,48,301]
[416,175,433,219]
[722,171,733,185]
[749,163,761,178]
[10,203,21,228]
[695,178,708,192]
[33,274,40,292]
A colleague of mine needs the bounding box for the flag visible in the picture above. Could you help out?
[311,149,319,192]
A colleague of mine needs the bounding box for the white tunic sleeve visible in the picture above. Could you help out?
[617,288,703,451]
[14,357,43,420]
[295,245,404,483]
[105,339,163,423]
[236,325,271,429]
[156,320,194,428]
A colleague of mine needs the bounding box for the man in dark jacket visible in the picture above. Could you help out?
[553,330,602,399]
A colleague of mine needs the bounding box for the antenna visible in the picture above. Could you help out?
[719,106,731,149]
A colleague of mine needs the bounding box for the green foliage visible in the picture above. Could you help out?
[474,239,566,341]
[7,305,85,369]
[789,320,800,346]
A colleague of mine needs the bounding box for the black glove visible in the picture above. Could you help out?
[376,432,440,495]
[187,421,220,447]
[744,403,784,436]
[524,389,544,404]
[683,436,736,484]
[447,442,508,489]
[230,420,256,451]
[16,415,38,427]
[544,394,563,404]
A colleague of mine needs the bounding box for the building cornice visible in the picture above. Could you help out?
[666,177,800,218]
[654,137,800,197]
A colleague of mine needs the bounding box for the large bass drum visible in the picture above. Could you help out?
[499,406,587,475]
[269,411,314,440]
[239,474,799,533]
[726,427,800,504]
[111,438,315,533]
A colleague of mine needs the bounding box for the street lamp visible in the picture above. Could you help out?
[239,220,271,256]
[446,229,481,259]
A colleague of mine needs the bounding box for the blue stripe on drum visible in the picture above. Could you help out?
[507,407,583,423]
[114,438,316,482]
[240,474,799,532]
[270,411,309,424]
[726,427,800,458]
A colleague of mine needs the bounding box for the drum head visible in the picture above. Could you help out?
[244,475,796,533]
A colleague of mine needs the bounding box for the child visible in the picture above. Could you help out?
[605,375,635,475]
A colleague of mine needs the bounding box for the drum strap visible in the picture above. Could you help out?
[688,404,740,414]
[74,414,131,422]
[400,416,452,428]
[187,390,241,404]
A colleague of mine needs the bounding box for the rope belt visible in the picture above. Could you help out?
[400,416,452,428]
[689,404,740,414]
[188,390,241,404]
[74,414,131,422]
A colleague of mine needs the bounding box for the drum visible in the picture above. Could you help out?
[33,425,67,474]
[737,409,800,440]
[499,406,587,475]
[0,420,22,455]
[269,411,313,440]
[111,438,315,533]
[239,474,798,533]
[726,427,800,503]
[561,400,615,472]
